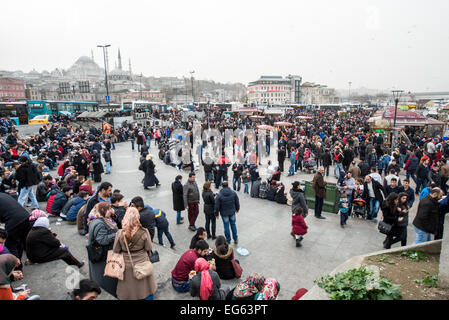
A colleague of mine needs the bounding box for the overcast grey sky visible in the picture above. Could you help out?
[1,0,449,91]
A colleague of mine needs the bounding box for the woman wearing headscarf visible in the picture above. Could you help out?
[87,202,118,297]
[231,273,266,300]
[25,217,84,268]
[139,155,160,189]
[112,207,157,300]
[189,257,230,300]
[0,254,37,300]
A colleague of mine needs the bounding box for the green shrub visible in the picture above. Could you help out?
[398,250,428,262]
[315,267,402,300]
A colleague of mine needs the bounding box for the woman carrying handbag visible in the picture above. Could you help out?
[112,207,158,300]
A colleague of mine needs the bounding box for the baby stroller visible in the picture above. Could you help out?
[303,156,317,174]
[351,198,367,219]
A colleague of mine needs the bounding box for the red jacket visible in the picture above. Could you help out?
[171,249,200,281]
[46,193,57,214]
[292,215,308,235]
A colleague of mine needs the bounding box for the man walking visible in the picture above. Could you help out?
[214,181,240,244]
[183,172,200,231]
[313,167,327,219]
[413,188,442,244]
[15,156,41,210]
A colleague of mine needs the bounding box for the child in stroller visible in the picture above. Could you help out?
[303,155,317,174]
[350,178,367,218]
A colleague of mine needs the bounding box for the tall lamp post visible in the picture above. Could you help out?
[391,90,404,153]
[97,44,111,105]
[190,70,195,105]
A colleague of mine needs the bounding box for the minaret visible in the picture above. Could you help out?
[128,58,132,76]
[91,49,94,62]
[118,48,122,70]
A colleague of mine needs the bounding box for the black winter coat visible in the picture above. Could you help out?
[202,190,215,216]
[413,195,440,234]
[15,162,40,188]
[172,180,185,211]
[25,226,61,263]
[0,193,30,231]
[211,244,236,280]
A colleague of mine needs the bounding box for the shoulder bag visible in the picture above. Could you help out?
[104,250,125,280]
[124,232,153,280]
[86,240,107,263]
[378,221,392,235]
[231,253,242,279]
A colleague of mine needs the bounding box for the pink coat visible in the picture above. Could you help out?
[292,215,308,235]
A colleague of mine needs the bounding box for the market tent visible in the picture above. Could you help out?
[77,112,92,118]
[274,121,293,127]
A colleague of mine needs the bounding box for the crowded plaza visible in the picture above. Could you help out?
[1,102,448,301]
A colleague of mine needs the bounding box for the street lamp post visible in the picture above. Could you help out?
[97,44,111,105]
[391,90,404,153]
[190,71,195,104]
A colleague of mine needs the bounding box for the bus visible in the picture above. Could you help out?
[27,100,99,119]
[122,100,161,111]
[0,101,28,125]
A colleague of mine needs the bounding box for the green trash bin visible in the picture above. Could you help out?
[304,180,315,210]
[304,180,339,214]
[323,183,339,214]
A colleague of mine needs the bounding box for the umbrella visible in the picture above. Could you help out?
[257,125,275,130]
[274,121,293,127]
[250,115,265,119]
[296,116,312,120]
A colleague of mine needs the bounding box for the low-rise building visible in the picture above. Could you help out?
[0,77,25,101]
[247,75,302,105]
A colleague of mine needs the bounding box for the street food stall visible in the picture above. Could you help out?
[367,107,445,147]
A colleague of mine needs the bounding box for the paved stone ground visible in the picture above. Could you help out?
[9,126,421,300]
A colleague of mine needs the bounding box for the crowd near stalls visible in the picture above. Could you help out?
[1,102,449,300]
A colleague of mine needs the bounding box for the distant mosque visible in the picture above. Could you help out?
[65,48,133,81]
[109,48,132,81]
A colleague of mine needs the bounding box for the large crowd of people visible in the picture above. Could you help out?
[1,103,449,300]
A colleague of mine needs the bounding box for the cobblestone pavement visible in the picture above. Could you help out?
[9,127,420,300]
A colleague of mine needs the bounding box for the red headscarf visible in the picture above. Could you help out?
[194,258,213,300]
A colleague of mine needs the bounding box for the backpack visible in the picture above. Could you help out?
[259,182,268,199]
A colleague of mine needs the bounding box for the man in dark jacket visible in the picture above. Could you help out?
[416,159,430,195]
[51,186,72,216]
[358,160,371,178]
[81,182,113,235]
[184,172,200,231]
[172,175,185,224]
[214,181,240,244]
[362,175,386,221]
[277,146,286,172]
[36,175,52,202]
[404,153,419,185]
[413,188,442,244]
[0,193,31,270]
[15,156,41,210]
[312,167,327,219]
[131,196,156,241]
[321,149,332,177]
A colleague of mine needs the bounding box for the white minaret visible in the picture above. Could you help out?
[118,48,122,70]
[128,58,132,76]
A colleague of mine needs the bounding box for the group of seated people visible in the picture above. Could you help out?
[250,177,288,205]
[171,229,280,300]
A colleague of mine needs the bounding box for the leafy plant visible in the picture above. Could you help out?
[315,267,402,300]
[399,250,428,262]
[372,255,396,264]
[415,271,438,288]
